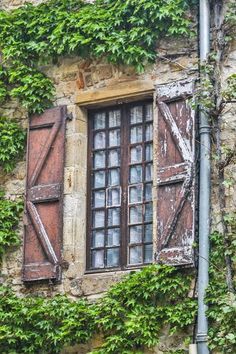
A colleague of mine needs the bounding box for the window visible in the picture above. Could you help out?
[23,79,195,283]
[87,102,153,270]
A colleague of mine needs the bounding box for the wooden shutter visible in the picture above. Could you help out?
[155,80,195,266]
[23,106,67,281]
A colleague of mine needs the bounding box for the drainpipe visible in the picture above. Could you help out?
[196,0,211,353]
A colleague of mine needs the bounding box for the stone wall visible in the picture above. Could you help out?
[0,42,199,299]
[0,0,236,353]
[0,43,198,354]
[211,40,236,230]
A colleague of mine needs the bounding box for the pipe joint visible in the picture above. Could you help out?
[199,125,211,135]
[196,333,208,343]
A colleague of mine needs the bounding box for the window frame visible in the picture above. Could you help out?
[86,99,153,272]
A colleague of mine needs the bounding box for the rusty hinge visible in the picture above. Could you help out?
[66,112,73,121]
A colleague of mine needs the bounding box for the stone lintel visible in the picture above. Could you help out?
[75,80,154,107]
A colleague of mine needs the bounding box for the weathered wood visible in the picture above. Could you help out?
[157,162,190,185]
[158,102,192,162]
[155,79,195,266]
[29,117,62,187]
[27,201,58,265]
[23,106,66,282]
[29,183,61,202]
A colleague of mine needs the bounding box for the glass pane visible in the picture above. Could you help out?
[94,131,106,149]
[145,124,153,141]
[109,110,121,127]
[107,248,119,267]
[94,151,106,169]
[130,165,142,184]
[109,129,120,147]
[107,228,120,246]
[93,210,105,228]
[130,106,143,124]
[108,168,120,186]
[108,208,120,226]
[93,190,105,208]
[92,250,104,268]
[130,145,142,163]
[92,230,105,247]
[145,143,153,161]
[130,225,142,244]
[129,246,142,264]
[145,163,153,181]
[129,185,142,203]
[144,244,153,263]
[145,183,152,201]
[144,224,153,242]
[129,205,142,224]
[108,149,120,167]
[94,112,105,130]
[93,171,106,188]
[107,188,120,206]
[145,203,153,222]
[145,104,153,121]
[130,126,142,143]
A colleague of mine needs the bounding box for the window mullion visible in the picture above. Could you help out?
[120,105,129,268]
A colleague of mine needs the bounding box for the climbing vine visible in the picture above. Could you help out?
[0,0,196,113]
[0,265,197,354]
[207,215,236,353]
[0,191,23,260]
[0,117,26,173]
[198,1,236,352]
[0,0,235,353]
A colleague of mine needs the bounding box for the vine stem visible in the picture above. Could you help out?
[214,0,235,294]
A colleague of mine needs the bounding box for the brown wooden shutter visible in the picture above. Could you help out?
[23,106,67,281]
[155,80,195,266]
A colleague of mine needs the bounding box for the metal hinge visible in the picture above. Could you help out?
[66,112,73,121]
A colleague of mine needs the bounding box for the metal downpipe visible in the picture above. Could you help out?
[196,0,211,353]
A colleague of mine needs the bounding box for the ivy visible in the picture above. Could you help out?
[222,74,236,101]
[0,191,23,260]
[91,265,196,354]
[0,265,196,354]
[0,286,95,354]
[0,116,26,173]
[0,0,196,113]
[207,215,236,353]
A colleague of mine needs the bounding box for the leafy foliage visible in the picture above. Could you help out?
[0,265,196,354]
[0,286,95,354]
[222,74,236,101]
[0,0,195,113]
[90,265,196,353]
[0,116,26,173]
[207,214,236,353]
[0,191,23,259]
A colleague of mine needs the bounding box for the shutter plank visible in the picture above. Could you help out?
[23,106,66,281]
[155,80,195,266]
[27,201,59,265]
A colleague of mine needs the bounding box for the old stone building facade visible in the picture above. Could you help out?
[0,0,235,353]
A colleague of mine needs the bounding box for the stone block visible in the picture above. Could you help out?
[76,72,85,89]
[63,195,80,218]
[78,58,92,70]
[64,167,75,195]
[65,133,87,168]
[84,73,93,87]
[13,161,26,180]
[97,65,113,80]
[4,179,25,196]
[61,71,78,82]
[63,217,74,246]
